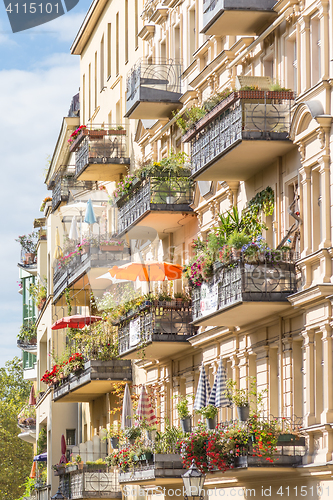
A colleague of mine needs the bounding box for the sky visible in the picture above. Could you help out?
[0,0,93,367]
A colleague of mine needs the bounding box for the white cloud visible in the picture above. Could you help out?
[0,57,80,367]
[27,10,87,43]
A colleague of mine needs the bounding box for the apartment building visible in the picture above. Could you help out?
[17,0,333,499]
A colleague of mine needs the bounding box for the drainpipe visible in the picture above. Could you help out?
[279,316,284,417]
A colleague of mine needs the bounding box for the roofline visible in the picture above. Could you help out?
[71,0,108,55]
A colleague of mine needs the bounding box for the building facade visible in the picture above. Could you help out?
[17,0,333,499]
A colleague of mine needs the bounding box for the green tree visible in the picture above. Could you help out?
[0,357,33,499]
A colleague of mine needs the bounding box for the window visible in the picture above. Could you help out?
[116,12,119,76]
[135,0,138,49]
[100,35,104,90]
[107,23,111,79]
[94,51,97,108]
[310,14,321,85]
[66,429,76,446]
[189,8,196,63]
[125,0,128,63]
[88,63,91,119]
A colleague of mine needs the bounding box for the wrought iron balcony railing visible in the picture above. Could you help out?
[59,467,121,499]
[117,173,193,235]
[53,242,130,301]
[117,301,194,358]
[52,174,94,212]
[192,257,297,325]
[119,454,184,483]
[183,90,294,180]
[53,360,132,402]
[202,0,277,35]
[125,59,182,118]
[75,128,130,181]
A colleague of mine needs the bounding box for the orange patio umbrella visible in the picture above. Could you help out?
[108,261,183,282]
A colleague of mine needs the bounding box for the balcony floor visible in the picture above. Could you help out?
[192,300,292,329]
[192,139,294,181]
[119,334,192,360]
[53,360,132,402]
[119,209,195,237]
[203,10,277,36]
[76,159,129,182]
[125,100,183,119]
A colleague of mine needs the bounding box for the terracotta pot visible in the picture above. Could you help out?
[100,245,124,252]
[38,298,46,311]
[25,253,36,264]
[52,377,58,384]
[108,129,126,135]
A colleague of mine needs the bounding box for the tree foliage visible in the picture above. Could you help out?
[0,357,34,500]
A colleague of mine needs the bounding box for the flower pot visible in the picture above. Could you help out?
[78,462,84,470]
[147,430,156,441]
[25,253,36,265]
[180,417,192,433]
[206,417,217,430]
[231,248,242,260]
[59,373,65,379]
[100,245,124,252]
[237,406,250,421]
[52,377,58,384]
[234,455,248,468]
[37,298,46,311]
[111,437,119,449]
[140,452,153,461]
[89,130,107,138]
[108,129,126,135]
[278,433,297,442]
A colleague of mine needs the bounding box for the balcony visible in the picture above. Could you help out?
[53,360,132,403]
[17,337,37,352]
[59,466,121,499]
[116,301,194,359]
[117,173,194,236]
[119,454,184,483]
[51,173,94,212]
[183,90,294,181]
[192,258,297,328]
[53,242,130,302]
[75,128,130,182]
[125,59,182,119]
[202,0,277,36]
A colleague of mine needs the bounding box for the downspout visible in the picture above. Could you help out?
[279,316,284,417]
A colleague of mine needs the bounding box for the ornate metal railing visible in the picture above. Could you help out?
[125,59,182,116]
[192,257,297,321]
[117,173,193,234]
[53,243,130,299]
[59,467,121,499]
[186,91,294,177]
[117,301,194,356]
[52,175,94,212]
[75,130,130,178]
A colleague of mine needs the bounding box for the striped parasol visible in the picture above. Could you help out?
[208,358,230,407]
[121,383,132,430]
[135,385,156,427]
[193,363,211,411]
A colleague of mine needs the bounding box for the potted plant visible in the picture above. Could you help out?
[196,404,218,430]
[174,395,192,432]
[227,231,250,259]
[174,292,185,303]
[108,422,122,449]
[225,379,250,421]
[124,425,141,444]
[75,454,84,470]
[16,232,38,264]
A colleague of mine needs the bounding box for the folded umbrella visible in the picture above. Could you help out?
[121,383,132,430]
[84,199,97,225]
[59,434,67,464]
[135,385,157,427]
[28,385,36,406]
[208,358,230,408]
[193,363,211,411]
[69,216,79,240]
